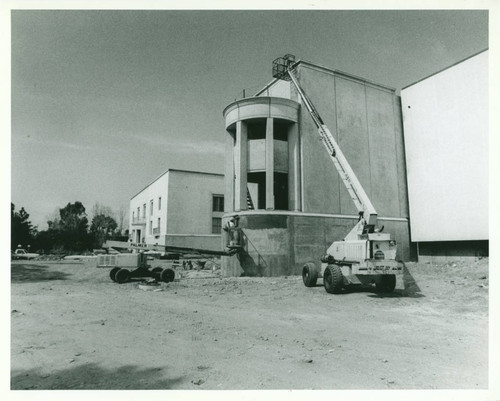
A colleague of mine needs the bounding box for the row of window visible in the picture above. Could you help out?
[132,197,162,220]
[132,195,224,234]
[149,218,161,235]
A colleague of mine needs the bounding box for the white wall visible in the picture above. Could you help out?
[166,171,224,235]
[401,51,488,242]
[129,172,169,244]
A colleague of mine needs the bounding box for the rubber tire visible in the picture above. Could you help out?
[160,268,175,283]
[302,262,318,287]
[109,267,121,282]
[376,275,396,293]
[151,267,163,274]
[323,264,344,294]
[115,268,131,284]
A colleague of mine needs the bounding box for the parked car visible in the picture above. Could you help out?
[12,249,40,260]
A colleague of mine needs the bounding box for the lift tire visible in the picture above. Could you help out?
[323,264,343,294]
[160,268,175,283]
[151,267,163,279]
[109,267,121,282]
[115,268,131,284]
[302,262,318,287]
[376,274,396,293]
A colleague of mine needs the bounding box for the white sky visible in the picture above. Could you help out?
[6,6,491,231]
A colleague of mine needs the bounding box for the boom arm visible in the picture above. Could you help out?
[287,68,378,229]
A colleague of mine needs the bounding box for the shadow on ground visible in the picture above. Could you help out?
[11,263,71,283]
[367,263,424,298]
[312,263,424,298]
[11,363,185,390]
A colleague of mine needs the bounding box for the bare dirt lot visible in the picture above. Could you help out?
[11,258,489,390]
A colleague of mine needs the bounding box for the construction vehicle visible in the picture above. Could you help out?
[272,54,403,294]
[100,240,236,284]
[96,245,176,284]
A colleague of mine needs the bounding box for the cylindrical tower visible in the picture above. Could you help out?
[222,97,301,276]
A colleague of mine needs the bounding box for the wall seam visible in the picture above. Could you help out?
[392,95,402,217]
[333,75,342,214]
[364,84,373,201]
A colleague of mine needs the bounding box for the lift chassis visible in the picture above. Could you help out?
[272,55,404,294]
[97,251,176,284]
[100,240,235,285]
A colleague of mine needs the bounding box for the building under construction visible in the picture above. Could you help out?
[222,55,411,277]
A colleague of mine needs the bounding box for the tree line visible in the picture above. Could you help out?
[11,201,128,254]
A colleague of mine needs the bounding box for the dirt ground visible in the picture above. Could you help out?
[10,257,489,390]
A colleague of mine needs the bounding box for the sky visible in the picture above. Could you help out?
[8,7,490,230]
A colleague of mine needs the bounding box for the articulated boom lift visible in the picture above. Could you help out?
[272,55,403,293]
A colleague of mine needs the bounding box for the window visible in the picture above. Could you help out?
[143,204,146,218]
[212,195,224,212]
[247,118,266,140]
[132,211,135,221]
[150,200,153,216]
[137,207,140,219]
[158,197,161,210]
[212,217,222,234]
[157,218,160,229]
[150,220,153,235]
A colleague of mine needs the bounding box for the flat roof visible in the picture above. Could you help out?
[402,48,488,90]
[255,58,397,96]
[131,168,224,200]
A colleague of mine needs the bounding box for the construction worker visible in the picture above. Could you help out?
[223,216,240,248]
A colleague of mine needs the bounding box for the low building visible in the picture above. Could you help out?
[129,169,224,251]
[400,50,488,262]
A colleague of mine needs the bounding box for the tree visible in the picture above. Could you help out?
[11,203,35,250]
[50,201,90,252]
[90,202,114,222]
[117,205,127,235]
[90,214,118,248]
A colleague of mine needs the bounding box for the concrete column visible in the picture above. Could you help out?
[266,117,274,210]
[234,121,248,212]
[288,123,301,211]
[224,131,235,212]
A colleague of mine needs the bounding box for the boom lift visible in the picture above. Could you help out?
[100,240,235,284]
[272,55,403,294]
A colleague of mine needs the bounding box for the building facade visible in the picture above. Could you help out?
[129,169,224,251]
[222,60,411,277]
[401,50,488,261]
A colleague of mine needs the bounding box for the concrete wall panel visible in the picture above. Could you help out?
[297,66,341,214]
[247,139,266,171]
[258,80,291,99]
[365,86,400,217]
[335,77,371,216]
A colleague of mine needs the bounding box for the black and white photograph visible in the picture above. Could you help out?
[4,1,498,399]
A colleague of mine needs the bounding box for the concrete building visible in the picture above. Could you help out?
[129,169,224,251]
[400,50,488,262]
[222,59,411,277]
